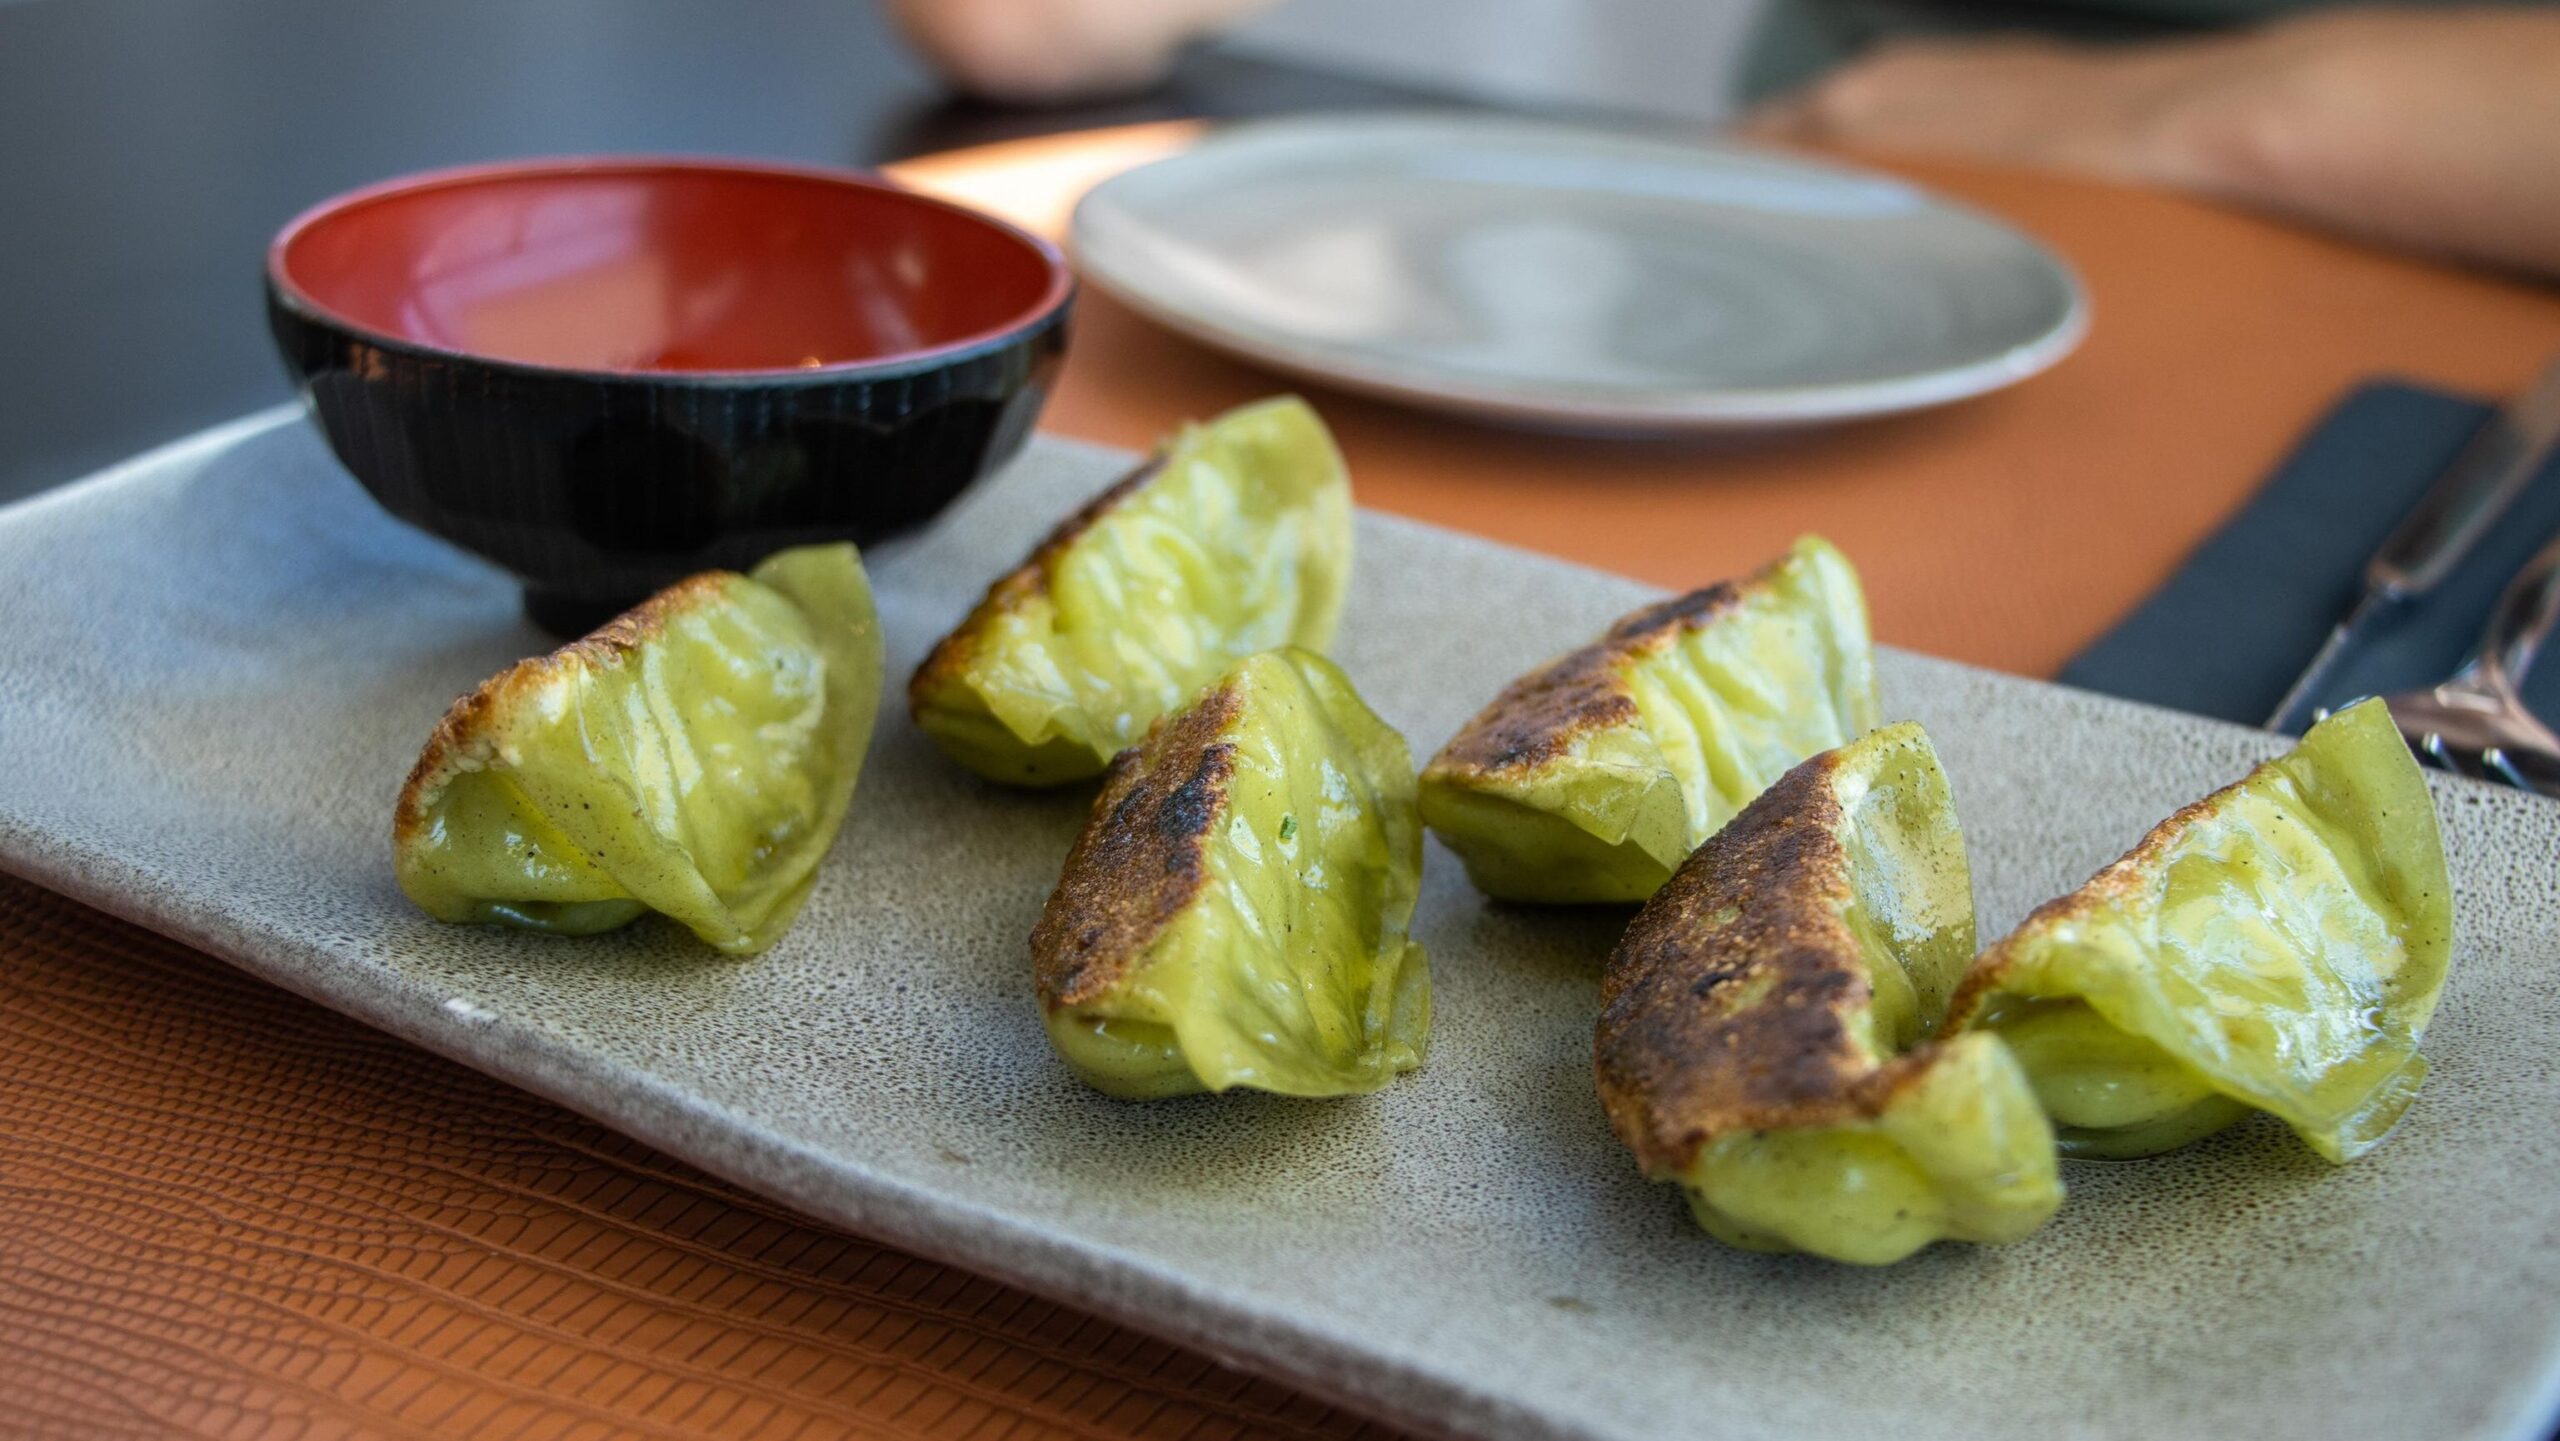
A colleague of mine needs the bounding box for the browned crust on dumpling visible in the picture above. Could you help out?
[391,571,739,848]
[1423,579,1751,780]
[908,457,1165,707]
[1939,777,2248,1036]
[1595,746,1948,1176]
[1031,677,1245,1009]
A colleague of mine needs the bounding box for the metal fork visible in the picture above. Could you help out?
[2380,526,2560,794]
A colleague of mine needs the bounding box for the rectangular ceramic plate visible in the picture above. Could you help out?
[4,412,2558,1441]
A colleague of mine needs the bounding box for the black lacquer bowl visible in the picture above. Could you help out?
[268,156,1073,633]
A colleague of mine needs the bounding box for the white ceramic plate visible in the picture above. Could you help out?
[3,415,2557,1441]
[1071,112,2089,431]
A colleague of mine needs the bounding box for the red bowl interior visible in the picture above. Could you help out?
[270,158,1068,375]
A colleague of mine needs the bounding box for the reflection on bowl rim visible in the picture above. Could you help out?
[266,153,1076,388]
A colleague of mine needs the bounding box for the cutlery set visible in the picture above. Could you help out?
[2384,529,2560,791]
[2274,357,2560,794]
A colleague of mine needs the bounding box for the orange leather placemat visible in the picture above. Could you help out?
[9,121,2560,1440]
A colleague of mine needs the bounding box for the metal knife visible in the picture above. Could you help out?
[2266,355,2560,733]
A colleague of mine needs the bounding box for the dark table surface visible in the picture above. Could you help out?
[0,0,1459,507]
[0,0,2192,507]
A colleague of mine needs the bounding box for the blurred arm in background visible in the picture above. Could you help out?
[889,0,2560,280]
[1745,6,2560,279]
[885,0,1275,102]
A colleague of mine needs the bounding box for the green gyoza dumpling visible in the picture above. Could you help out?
[1944,699,2453,1162]
[911,396,1352,787]
[1421,536,1879,903]
[394,544,883,956]
[1031,647,1428,1099]
[1596,723,2061,1265]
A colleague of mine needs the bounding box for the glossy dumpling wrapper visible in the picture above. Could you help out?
[1943,698,2453,1163]
[910,395,1353,786]
[1032,647,1428,1099]
[1595,722,2061,1265]
[395,544,884,956]
[1420,536,1879,903]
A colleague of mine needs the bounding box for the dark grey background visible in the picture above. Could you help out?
[0,0,2185,506]
[0,0,1466,504]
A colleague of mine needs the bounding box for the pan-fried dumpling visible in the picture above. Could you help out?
[1596,722,2060,1265]
[1943,699,2453,1162]
[395,544,884,956]
[910,396,1352,786]
[1032,647,1428,1099]
[1421,537,1878,903]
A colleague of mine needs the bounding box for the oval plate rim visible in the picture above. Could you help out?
[1069,110,2091,434]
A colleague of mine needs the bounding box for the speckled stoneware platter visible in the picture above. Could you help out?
[3,412,2557,1441]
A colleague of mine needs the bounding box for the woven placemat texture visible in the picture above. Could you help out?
[0,873,1408,1441]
